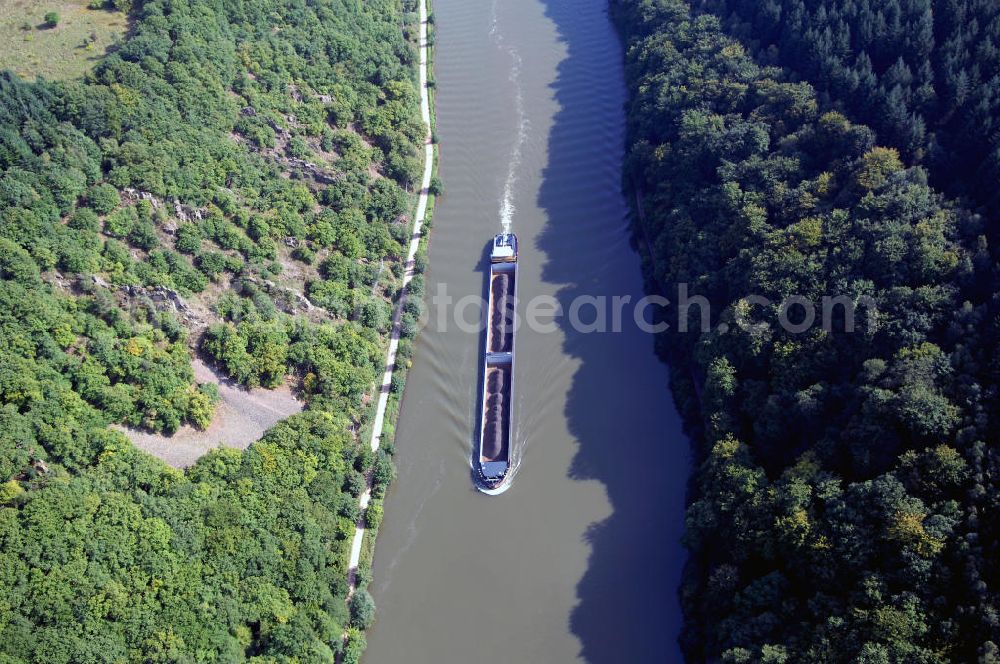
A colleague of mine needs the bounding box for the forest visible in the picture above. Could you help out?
[698,0,1000,239]
[614,0,1000,661]
[0,0,424,661]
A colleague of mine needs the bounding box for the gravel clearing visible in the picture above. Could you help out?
[121,358,303,468]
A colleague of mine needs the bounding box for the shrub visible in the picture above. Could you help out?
[292,244,315,264]
[372,452,395,496]
[413,245,429,272]
[355,563,373,588]
[196,251,228,278]
[365,502,383,529]
[224,255,245,273]
[0,480,25,505]
[360,299,390,333]
[43,11,59,27]
[69,208,100,232]
[345,470,366,498]
[129,222,159,250]
[342,629,367,664]
[213,222,244,251]
[399,312,419,339]
[187,384,217,430]
[86,184,120,214]
[428,176,443,195]
[403,297,423,319]
[349,590,376,629]
[103,207,137,238]
[174,224,202,253]
[287,136,312,159]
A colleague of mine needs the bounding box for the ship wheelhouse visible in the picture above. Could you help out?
[491,233,518,263]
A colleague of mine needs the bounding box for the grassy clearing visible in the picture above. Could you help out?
[0,0,126,80]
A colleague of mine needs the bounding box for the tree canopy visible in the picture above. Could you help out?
[0,0,425,659]
[615,0,1000,660]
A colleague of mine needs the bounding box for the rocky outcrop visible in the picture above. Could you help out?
[119,284,206,327]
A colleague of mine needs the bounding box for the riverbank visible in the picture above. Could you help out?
[339,0,437,659]
[360,0,689,660]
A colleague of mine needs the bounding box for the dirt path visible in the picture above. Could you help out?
[344,0,435,597]
[121,358,303,468]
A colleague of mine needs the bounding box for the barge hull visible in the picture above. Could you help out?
[477,234,517,491]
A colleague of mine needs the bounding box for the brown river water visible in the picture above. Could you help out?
[363,0,689,661]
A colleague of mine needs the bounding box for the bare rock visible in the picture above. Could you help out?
[121,284,190,314]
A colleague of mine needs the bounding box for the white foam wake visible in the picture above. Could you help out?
[490,0,527,235]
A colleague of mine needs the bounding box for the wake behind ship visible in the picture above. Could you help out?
[476,233,518,494]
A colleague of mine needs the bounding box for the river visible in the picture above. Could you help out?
[363,0,690,661]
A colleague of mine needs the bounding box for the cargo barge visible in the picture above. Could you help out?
[476,233,518,494]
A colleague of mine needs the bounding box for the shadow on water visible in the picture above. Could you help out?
[534,0,689,661]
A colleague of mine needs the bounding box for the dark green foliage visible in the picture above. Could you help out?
[293,244,316,265]
[371,450,395,498]
[703,0,1000,225]
[345,470,367,498]
[86,183,120,214]
[68,207,99,232]
[349,589,376,630]
[428,175,443,195]
[390,371,405,394]
[360,298,391,333]
[201,312,383,421]
[615,0,999,660]
[174,223,202,254]
[195,250,228,279]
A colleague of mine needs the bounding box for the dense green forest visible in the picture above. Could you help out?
[614,0,1000,661]
[0,0,425,661]
[697,0,1000,226]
